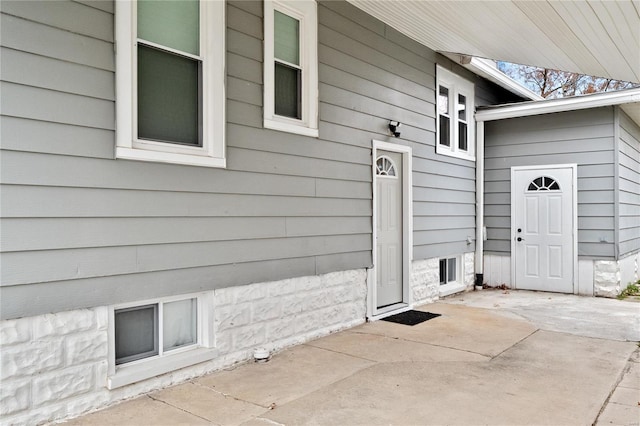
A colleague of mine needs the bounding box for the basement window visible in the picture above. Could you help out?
[108,292,217,389]
[439,256,465,297]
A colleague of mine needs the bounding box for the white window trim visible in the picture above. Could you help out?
[107,291,216,389]
[263,0,318,138]
[115,0,226,168]
[439,256,465,297]
[436,65,475,161]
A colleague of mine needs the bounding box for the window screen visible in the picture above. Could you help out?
[136,0,202,146]
[137,45,201,146]
[274,10,301,119]
[115,304,158,364]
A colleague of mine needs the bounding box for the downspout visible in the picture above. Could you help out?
[613,107,620,261]
[475,120,485,288]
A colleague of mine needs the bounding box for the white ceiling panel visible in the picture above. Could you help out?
[348,0,640,83]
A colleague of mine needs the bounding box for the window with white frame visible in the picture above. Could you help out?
[263,0,318,137]
[439,257,459,285]
[436,66,475,160]
[115,0,225,168]
[108,292,216,389]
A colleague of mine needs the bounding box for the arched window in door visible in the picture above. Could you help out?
[376,156,397,177]
[527,176,560,191]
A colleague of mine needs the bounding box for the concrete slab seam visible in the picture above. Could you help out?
[147,393,216,425]
[189,380,272,409]
[592,351,640,425]
[253,417,286,426]
[302,342,379,363]
[333,329,495,360]
[490,328,540,360]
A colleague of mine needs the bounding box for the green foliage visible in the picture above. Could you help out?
[617,280,640,300]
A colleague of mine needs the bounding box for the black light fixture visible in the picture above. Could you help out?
[388,120,401,138]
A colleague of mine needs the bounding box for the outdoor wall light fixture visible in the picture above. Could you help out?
[388,120,401,138]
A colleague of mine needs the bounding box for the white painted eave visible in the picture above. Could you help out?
[348,0,640,83]
[443,54,543,101]
[476,88,640,125]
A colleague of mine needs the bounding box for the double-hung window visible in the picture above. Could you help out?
[436,66,475,160]
[264,0,318,137]
[115,0,225,168]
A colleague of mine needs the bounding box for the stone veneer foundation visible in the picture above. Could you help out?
[410,252,475,306]
[0,269,367,425]
[594,253,640,297]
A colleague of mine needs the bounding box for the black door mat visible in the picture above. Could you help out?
[381,310,441,326]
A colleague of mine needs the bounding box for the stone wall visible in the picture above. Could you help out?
[594,260,621,297]
[0,269,367,425]
[463,252,475,288]
[1,309,109,424]
[410,252,474,306]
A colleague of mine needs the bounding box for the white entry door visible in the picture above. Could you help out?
[376,151,403,308]
[513,166,575,293]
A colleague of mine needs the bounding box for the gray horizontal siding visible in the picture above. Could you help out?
[0,0,515,319]
[319,0,519,260]
[484,107,616,259]
[618,110,640,257]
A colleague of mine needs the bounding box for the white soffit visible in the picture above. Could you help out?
[348,1,640,83]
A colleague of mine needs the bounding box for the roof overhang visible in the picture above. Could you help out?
[442,54,543,101]
[348,1,640,83]
[475,88,640,126]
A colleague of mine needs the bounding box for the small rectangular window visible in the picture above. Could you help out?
[439,259,447,285]
[457,94,468,151]
[264,1,318,137]
[447,258,457,282]
[163,298,197,352]
[438,86,450,148]
[115,298,197,365]
[115,304,158,365]
[439,257,458,285]
[436,66,475,160]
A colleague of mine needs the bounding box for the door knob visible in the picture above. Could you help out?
[517,237,524,242]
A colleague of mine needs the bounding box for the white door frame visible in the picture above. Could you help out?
[369,140,413,319]
[510,164,578,293]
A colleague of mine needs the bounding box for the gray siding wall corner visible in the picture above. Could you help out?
[0,0,513,320]
[484,107,617,259]
[617,109,640,257]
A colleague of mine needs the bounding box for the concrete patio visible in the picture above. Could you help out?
[65,290,639,425]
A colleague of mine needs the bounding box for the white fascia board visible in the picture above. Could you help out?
[476,88,640,122]
[468,58,543,101]
[441,54,542,101]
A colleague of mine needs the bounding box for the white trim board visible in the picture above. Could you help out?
[441,54,543,101]
[476,88,640,123]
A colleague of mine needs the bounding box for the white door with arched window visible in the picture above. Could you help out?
[376,151,404,308]
[512,165,576,293]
